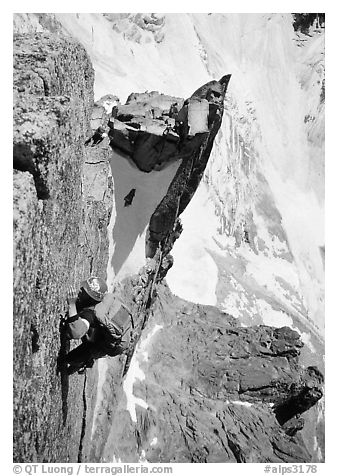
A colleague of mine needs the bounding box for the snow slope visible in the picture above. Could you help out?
[106,149,180,286]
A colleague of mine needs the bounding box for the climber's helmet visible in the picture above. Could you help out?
[80,276,108,302]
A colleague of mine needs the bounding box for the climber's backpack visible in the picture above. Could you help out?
[95,298,134,354]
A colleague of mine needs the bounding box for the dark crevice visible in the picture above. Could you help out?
[84,160,108,165]
[274,386,323,426]
[13,143,50,200]
[30,324,40,353]
[42,77,50,96]
[77,372,88,462]
[226,433,244,463]
[57,320,71,426]
[238,383,272,394]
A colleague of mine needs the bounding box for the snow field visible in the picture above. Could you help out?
[123,324,163,423]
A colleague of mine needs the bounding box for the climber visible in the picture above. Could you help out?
[61,276,108,373]
[60,276,134,375]
[109,105,119,127]
[107,105,119,139]
[124,188,136,207]
[85,126,108,147]
[174,100,190,145]
[169,102,179,119]
[111,105,119,118]
[162,120,173,137]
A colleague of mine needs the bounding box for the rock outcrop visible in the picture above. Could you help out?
[109,92,183,172]
[97,284,323,463]
[13,33,113,462]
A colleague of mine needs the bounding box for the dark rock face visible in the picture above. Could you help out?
[99,284,323,463]
[13,33,113,462]
[292,13,325,33]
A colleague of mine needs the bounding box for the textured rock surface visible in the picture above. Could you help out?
[13,33,113,462]
[98,284,323,463]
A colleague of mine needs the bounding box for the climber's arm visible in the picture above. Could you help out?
[67,285,78,317]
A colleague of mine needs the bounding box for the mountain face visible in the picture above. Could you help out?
[13,13,324,463]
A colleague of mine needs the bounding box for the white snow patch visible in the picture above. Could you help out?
[90,358,109,438]
[221,291,249,319]
[123,358,147,423]
[150,437,158,447]
[298,331,315,353]
[138,324,163,362]
[263,166,324,333]
[167,182,220,305]
[316,395,325,423]
[255,299,293,328]
[226,399,253,407]
[244,247,301,299]
[313,436,323,462]
[139,449,148,463]
[123,324,163,423]
[232,400,253,407]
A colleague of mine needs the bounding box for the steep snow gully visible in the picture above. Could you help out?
[13,13,325,464]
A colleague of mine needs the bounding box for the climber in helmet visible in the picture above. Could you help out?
[61,276,108,374]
